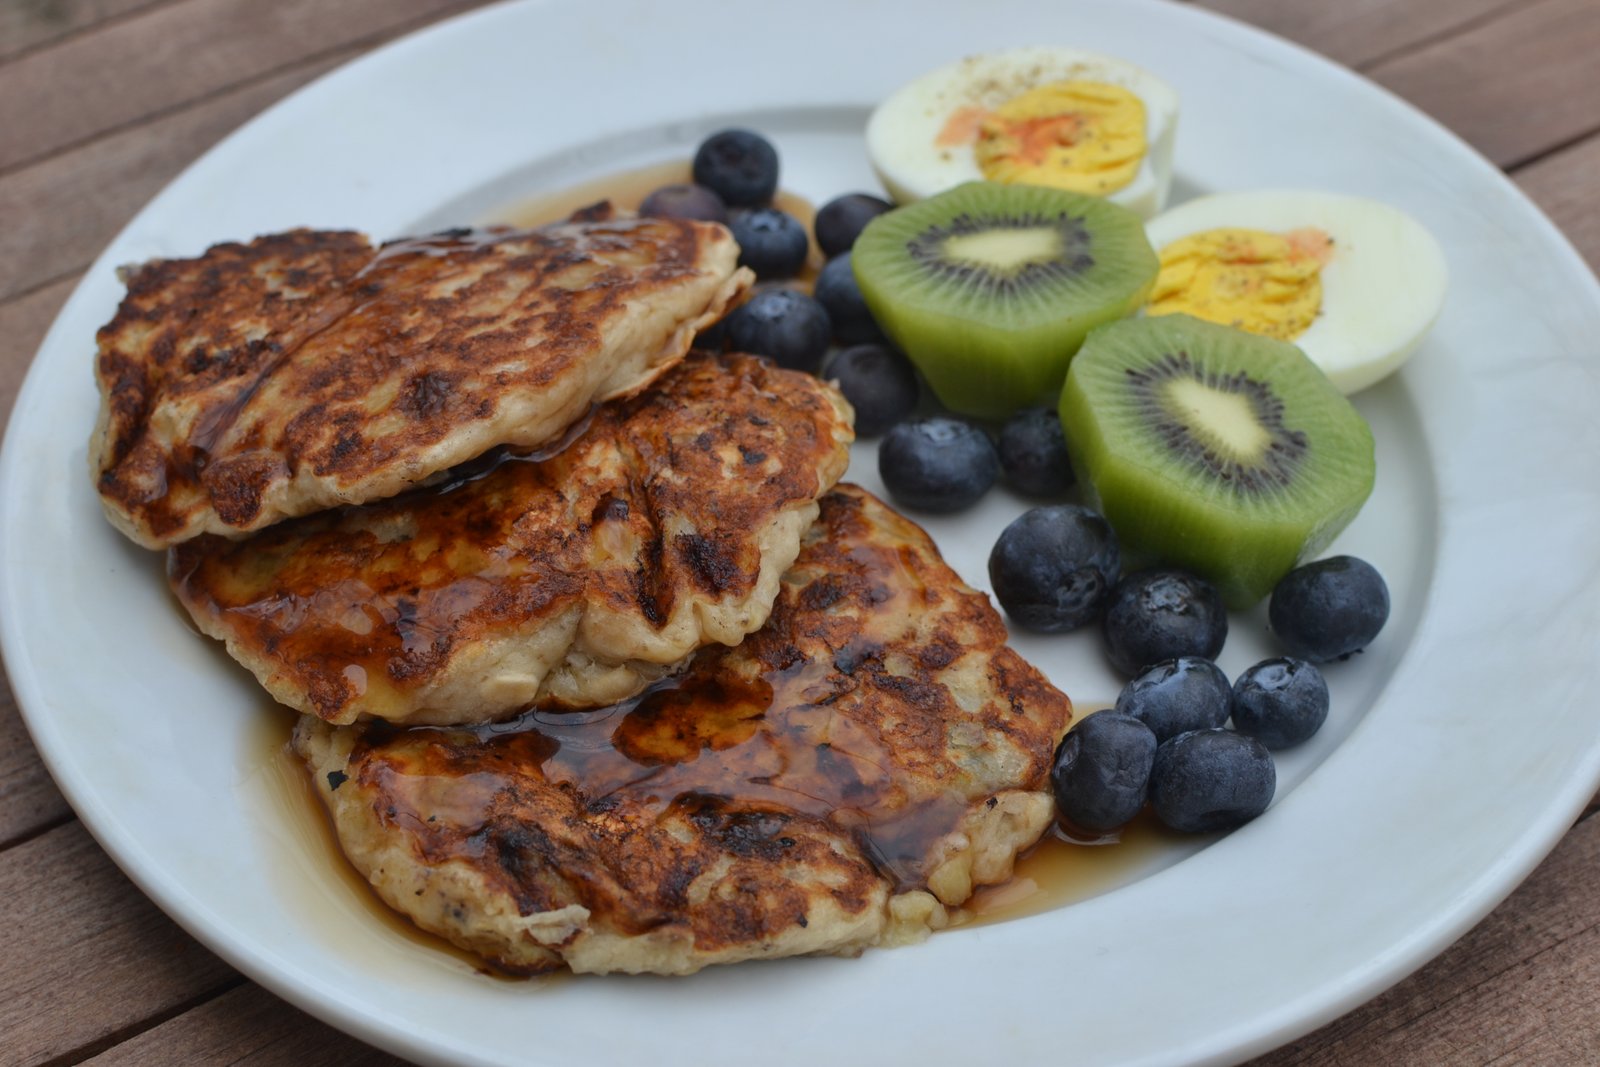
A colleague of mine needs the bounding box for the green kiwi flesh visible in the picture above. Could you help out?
[1059,314,1376,608]
[852,181,1157,418]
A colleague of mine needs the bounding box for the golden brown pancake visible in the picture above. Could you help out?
[171,353,853,726]
[293,486,1073,975]
[92,208,751,548]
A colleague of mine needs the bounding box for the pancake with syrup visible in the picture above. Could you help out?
[170,353,853,726]
[92,205,751,548]
[293,486,1074,975]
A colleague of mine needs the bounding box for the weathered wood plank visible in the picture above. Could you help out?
[0,48,352,306]
[1194,0,1520,69]
[0,0,170,62]
[1514,132,1600,273]
[0,274,77,436]
[0,0,491,174]
[1,2,1597,1065]
[1366,0,1600,169]
[48,809,1600,1067]
[1249,812,1600,1064]
[0,660,72,849]
[0,821,237,1067]
[84,984,407,1067]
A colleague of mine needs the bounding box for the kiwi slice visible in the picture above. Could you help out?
[852,181,1157,418]
[1060,314,1375,608]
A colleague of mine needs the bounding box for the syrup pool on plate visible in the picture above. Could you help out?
[491,159,824,290]
[245,707,549,984]
[252,684,1195,969]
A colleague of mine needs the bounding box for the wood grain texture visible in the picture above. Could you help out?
[1366,0,1600,169]
[0,0,489,173]
[0,660,71,848]
[1194,0,1521,69]
[0,822,237,1067]
[0,275,75,437]
[0,50,349,304]
[1249,813,1600,1065]
[0,0,168,62]
[1516,133,1600,273]
[56,803,1600,1067]
[0,1,1597,1065]
[82,985,404,1067]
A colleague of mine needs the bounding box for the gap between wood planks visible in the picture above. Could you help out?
[1194,0,1526,70]
[37,979,250,1067]
[3,0,1594,320]
[1,1,1598,1062]
[0,0,1594,847]
[0,0,1595,873]
[25,810,1598,1067]
[0,0,496,180]
[1348,0,1531,71]
[0,0,179,65]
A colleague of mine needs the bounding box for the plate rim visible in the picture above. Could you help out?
[4,1,1599,1065]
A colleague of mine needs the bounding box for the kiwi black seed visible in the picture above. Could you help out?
[852,181,1158,418]
[1060,314,1375,608]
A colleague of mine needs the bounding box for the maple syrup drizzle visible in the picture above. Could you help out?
[355,537,977,895]
[272,695,1183,957]
[490,158,824,291]
[957,813,1190,926]
[250,708,543,981]
[229,156,1191,964]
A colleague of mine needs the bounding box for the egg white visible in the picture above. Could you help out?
[866,47,1179,218]
[1144,190,1449,394]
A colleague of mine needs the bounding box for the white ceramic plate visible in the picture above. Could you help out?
[4,1,1598,1064]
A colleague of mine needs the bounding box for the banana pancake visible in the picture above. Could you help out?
[92,207,751,548]
[170,353,853,726]
[293,485,1074,975]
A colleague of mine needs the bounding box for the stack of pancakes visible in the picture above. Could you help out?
[89,207,1073,976]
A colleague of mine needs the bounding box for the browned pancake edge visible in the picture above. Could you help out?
[171,353,854,725]
[293,486,1074,975]
[92,212,752,548]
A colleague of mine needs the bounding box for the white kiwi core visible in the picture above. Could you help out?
[1162,378,1270,459]
[941,227,1063,274]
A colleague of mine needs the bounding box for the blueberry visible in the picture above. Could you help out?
[822,344,919,436]
[1051,712,1157,834]
[814,193,893,258]
[1114,657,1232,743]
[730,207,810,279]
[1102,569,1228,676]
[878,416,998,513]
[988,506,1119,632]
[1231,658,1330,750]
[692,129,779,207]
[1150,729,1276,833]
[638,183,728,224]
[724,289,832,373]
[813,253,886,345]
[1269,556,1391,663]
[998,407,1074,497]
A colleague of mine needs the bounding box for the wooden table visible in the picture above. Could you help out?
[2,1,1597,1063]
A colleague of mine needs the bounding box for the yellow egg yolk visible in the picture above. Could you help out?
[1147,227,1334,340]
[970,80,1146,196]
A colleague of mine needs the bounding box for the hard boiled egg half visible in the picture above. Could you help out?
[867,47,1179,218]
[1144,191,1448,393]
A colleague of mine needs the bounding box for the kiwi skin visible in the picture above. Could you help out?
[852,182,1158,419]
[1060,314,1376,609]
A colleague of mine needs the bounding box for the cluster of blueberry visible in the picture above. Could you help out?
[1047,556,1389,836]
[874,406,1076,514]
[638,129,928,437]
[862,395,1391,838]
[654,127,1393,842]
